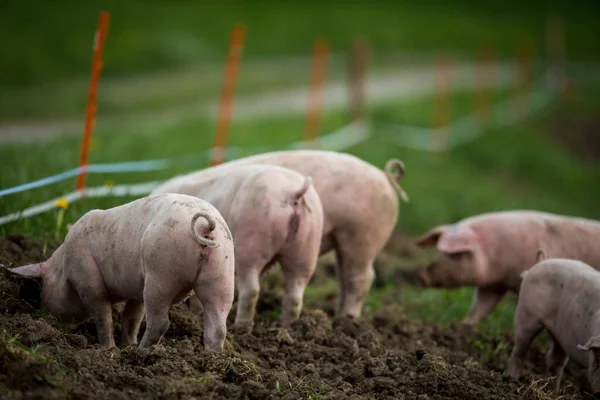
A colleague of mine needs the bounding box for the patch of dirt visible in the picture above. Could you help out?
[0,235,592,399]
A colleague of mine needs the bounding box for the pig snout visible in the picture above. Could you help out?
[191,212,219,248]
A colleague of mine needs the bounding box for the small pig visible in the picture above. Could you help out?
[174,149,408,318]
[10,193,234,351]
[152,164,324,333]
[415,210,600,325]
[508,253,600,394]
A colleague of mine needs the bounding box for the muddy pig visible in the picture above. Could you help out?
[176,149,408,318]
[508,253,600,394]
[9,193,235,351]
[415,210,600,325]
[152,164,324,333]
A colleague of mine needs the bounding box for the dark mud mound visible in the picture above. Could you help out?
[0,235,591,399]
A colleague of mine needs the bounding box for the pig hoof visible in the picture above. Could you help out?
[275,328,294,345]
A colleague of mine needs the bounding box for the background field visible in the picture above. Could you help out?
[1,1,600,397]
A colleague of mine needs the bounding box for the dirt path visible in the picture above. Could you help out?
[0,61,516,145]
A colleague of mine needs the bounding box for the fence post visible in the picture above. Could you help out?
[512,38,533,121]
[545,16,573,100]
[76,12,110,192]
[473,46,496,128]
[210,25,246,167]
[430,57,454,155]
[348,39,370,123]
[304,39,330,149]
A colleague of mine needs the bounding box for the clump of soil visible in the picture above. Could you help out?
[0,235,592,399]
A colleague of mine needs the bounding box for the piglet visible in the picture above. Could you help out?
[152,164,324,333]
[508,251,600,394]
[414,210,600,325]
[10,193,235,351]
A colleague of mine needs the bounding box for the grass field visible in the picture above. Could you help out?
[2,0,599,90]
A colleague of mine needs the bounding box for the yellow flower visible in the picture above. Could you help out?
[104,180,116,187]
[55,198,69,209]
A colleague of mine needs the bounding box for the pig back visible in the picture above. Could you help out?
[237,150,400,234]
[540,215,600,271]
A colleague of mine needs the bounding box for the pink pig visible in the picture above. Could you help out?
[152,164,324,333]
[10,193,235,351]
[176,149,408,319]
[415,210,600,325]
[508,253,600,394]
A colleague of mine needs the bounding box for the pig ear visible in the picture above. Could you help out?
[10,263,43,279]
[415,225,451,247]
[577,336,600,352]
[437,225,478,254]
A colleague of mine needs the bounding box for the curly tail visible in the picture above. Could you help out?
[291,176,313,213]
[384,159,409,203]
[536,247,546,263]
[190,212,219,248]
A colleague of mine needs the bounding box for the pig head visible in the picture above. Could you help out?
[414,224,489,288]
[9,253,89,325]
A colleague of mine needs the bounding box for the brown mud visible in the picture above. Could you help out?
[0,234,593,399]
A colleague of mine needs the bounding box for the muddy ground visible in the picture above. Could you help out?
[0,234,593,399]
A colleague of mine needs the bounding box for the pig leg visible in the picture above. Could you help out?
[278,249,318,327]
[82,297,116,348]
[232,267,261,334]
[120,300,145,346]
[194,264,234,352]
[187,294,204,315]
[507,306,544,379]
[545,337,569,393]
[463,287,507,325]
[138,278,177,348]
[334,249,376,318]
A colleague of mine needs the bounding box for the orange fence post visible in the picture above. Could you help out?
[304,39,330,148]
[473,46,496,127]
[76,11,110,191]
[348,39,371,123]
[546,16,573,100]
[430,57,454,154]
[512,38,533,120]
[210,25,246,167]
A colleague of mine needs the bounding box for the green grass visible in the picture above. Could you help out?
[1,0,599,88]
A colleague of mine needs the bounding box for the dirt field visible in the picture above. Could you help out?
[0,234,592,399]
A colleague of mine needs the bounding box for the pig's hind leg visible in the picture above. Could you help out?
[545,336,569,392]
[463,287,507,325]
[232,266,262,334]
[138,276,179,348]
[194,258,234,352]
[120,300,145,346]
[278,244,320,328]
[507,304,544,379]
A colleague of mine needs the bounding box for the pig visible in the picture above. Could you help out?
[508,252,600,394]
[152,164,324,333]
[414,210,600,325]
[9,193,235,351]
[164,149,408,318]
